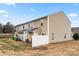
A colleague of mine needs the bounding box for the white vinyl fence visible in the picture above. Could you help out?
[18,31,28,41]
[18,34,24,41]
[18,34,27,41]
[32,35,49,47]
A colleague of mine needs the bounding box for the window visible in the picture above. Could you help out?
[64,33,66,39]
[28,24,30,28]
[41,23,43,26]
[23,25,24,29]
[52,33,54,40]
[40,19,44,26]
[28,23,34,29]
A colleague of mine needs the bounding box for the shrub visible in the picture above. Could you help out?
[73,33,79,40]
[11,35,16,41]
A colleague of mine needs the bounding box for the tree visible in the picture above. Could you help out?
[3,22,14,33]
[73,33,79,40]
[0,23,3,33]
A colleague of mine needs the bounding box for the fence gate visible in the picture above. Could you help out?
[32,35,49,47]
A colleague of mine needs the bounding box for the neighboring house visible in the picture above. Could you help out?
[71,27,79,35]
[14,11,72,44]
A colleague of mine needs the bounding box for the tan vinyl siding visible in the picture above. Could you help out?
[14,12,72,43]
[40,17,48,35]
[19,26,23,30]
[16,26,20,32]
[24,24,28,30]
[48,12,71,43]
[26,17,48,42]
[27,33,32,42]
[33,17,48,35]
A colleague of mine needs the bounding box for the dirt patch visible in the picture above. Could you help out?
[0,38,79,56]
[32,46,48,50]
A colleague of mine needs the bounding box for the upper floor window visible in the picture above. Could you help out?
[28,23,34,29]
[41,23,43,26]
[40,19,44,27]
[28,24,30,28]
[23,25,24,29]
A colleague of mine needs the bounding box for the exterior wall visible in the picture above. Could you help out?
[14,11,71,44]
[33,17,48,35]
[15,24,29,32]
[24,22,34,42]
[26,17,48,42]
[15,26,19,32]
[33,21,41,35]
[48,12,72,43]
[41,18,48,35]
[15,17,48,35]
[19,26,23,31]
[27,33,32,42]
[15,17,48,42]
[15,26,20,34]
[24,24,28,30]
[15,26,23,32]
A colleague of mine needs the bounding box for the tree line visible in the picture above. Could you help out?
[0,22,14,33]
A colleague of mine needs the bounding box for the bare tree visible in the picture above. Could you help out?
[3,22,14,33]
[0,23,3,33]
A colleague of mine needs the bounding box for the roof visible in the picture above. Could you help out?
[15,16,47,28]
[15,11,66,28]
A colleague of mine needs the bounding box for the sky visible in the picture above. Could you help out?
[0,3,79,27]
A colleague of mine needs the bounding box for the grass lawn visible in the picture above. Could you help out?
[0,38,32,55]
[0,38,79,56]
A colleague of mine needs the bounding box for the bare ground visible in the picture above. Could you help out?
[0,38,79,56]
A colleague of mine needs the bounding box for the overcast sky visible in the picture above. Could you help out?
[0,3,79,27]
